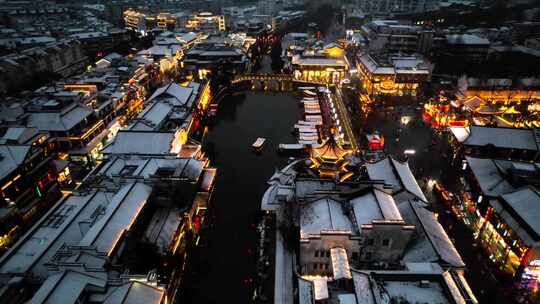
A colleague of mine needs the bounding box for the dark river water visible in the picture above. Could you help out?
[179,91,300,303]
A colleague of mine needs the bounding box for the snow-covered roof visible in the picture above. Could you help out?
[352,272,376,304]
[400,201,465,268]
[446,34,490,45]
[492,186,540,245]
[146,82,195,107]
[465,156,520,197]
[31,270,107,304]
[103,281,163,304]
[0,145,31,180]
[0,191,115,276]
[97,156,204,181]
[26,104,94,132]
[292,55,348,67]
[330,247,352,280]
[101,130,175,156]
[0,127,41,144]
[130,102,173,131]
[300,198,352,238]
[78,183,152,254]
[144,206,182,253]
[298,278,313,304]
[313,278,329,300]
[366,157,427,202]
[452,126,539,151]
[384,280,449,303]
[351,189,404,231]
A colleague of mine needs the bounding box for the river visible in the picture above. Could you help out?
[178,89,300,303]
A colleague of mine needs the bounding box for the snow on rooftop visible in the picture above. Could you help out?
[300,198,352,238]
[411,202,465,267]
[447,34,490,45]
[331,247,352,280]
[352,271,376,304]
[313,278,329,300]
[390,158,427,202]
[366,157,427,202]
[298,278,313,304]
[373,188,404,221]
[78,183,152,254]
[26,105,93,132]
[449,126,470,143]
[498,187,540,243]
[465,156,516,197]
[147,82,194,106]
[351,191,384,229]
[102,130,175,155]
[31,270,107,304]
[460,126,539,151]
[384,280,450,304]
[0,191,114,276]
[292,55,348,67]
[0,145,30,180]
[338,294,357,304]
[134,102,173,129]
[103,281,163,304]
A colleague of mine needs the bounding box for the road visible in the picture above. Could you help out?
[334,87,360,152]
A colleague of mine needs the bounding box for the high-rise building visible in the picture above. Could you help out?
[357,0,441,14]
[258,0,277,15]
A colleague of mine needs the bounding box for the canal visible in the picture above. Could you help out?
[179,90,300,303]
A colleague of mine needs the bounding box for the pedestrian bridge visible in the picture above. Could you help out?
[231,74,293,84]
[231,74,326,91]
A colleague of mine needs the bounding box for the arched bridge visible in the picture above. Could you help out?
[231,74,327,91]
[231,74,294,84]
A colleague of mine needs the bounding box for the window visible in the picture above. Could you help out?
[366,238,374,246]
[382,239,390,246]
[326,250,330,257]
[314,263,318,270]
[314,250,319,257]
[352,252,359,261]
[324,263,329,270]
[365,252,372,260]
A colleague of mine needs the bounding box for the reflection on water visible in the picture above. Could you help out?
[179,91,300,303]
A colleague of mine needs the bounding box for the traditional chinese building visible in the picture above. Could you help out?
[309,136,353,181]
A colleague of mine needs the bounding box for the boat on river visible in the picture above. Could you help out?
[252,137,266,150]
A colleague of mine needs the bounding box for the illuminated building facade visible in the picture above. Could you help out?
[291,45,349,85]
[0,127,64,254]
[456,77,540,128]
[156,13,176,31]
[357,53,431,97]
[123,9,147,33]
[452,154,540,289]
[185,12,226,33]
[450,126,540,162]
[0,152,216,303]
[184,39,248,79]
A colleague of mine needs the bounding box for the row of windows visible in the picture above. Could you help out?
[366,238,391,246]
[314,249,330,258]
[313,263,329,270]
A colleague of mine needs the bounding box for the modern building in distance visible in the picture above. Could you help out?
[357,0,442,14]
[445,34,491,62]
[185,12,226,33]
[0,40,88,94]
